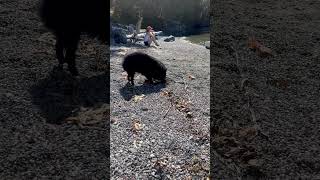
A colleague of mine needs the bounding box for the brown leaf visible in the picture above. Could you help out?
[160,90,172,97]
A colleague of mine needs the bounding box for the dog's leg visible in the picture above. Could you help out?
[145,74,153,84]
[55,32,65,70]
[65,33,80,76]
[127,72,135,85]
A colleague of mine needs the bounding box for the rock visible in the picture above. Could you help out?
[155,31,164,36]
[205,41,210,49]
[164,35,175,42]
[111,27,127,44]
[128,24,136,34]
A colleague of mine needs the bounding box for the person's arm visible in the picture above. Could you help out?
[150,31,156,38]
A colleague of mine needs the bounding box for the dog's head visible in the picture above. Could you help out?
[154,65,167,83]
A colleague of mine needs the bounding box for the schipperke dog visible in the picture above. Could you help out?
[39,0,109,76]
[122,52,167,85]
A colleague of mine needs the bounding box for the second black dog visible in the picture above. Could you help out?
[122,52,167,85]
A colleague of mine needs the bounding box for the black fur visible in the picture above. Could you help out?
[39,0,109,76]
[122,52,167,85]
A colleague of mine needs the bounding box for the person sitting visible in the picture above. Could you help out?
[144,26,160,47]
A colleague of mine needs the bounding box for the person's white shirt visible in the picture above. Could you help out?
[144,32,150,42]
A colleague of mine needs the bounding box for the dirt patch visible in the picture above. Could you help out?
[211,0,320,178]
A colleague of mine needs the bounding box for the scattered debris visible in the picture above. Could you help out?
[164,35,175,42]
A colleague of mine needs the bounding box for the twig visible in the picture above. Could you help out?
[162,101,173,120]
[232,43,269,141]
[247,96,270,140]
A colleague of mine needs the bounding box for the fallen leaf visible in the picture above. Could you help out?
[188,75,196,80]
[65,117,80,124]
[161,90,172,97]
[133,94,145,103]
[258,45,272,57]
[133,121,143,131]
[248,36,259,49]
[248,37,272,57]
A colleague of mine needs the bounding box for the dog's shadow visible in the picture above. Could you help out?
[29,67,109,124]
[119,82,166,101]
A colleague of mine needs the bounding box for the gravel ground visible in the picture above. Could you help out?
[110,38,210,179]
[0,0,110,178]
[211,0,320,179]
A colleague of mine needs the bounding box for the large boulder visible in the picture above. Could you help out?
[110,23,129,44]
[164,35,175,42]
[127,24,136,34]
[111,27,127,44]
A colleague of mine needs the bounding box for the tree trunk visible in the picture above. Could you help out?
[136,11,143,34]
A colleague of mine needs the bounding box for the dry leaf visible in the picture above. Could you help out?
[65,117,80,124]
[188,75,196,80]
[133,94,145,103]
[248,37,272,57]
[133,121,143,131]
[248,37,259,49]
[161,90,172,97]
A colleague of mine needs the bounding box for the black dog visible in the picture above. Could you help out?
[122,52,167,85]
[39,0,109,76]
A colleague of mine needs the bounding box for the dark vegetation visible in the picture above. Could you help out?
[111,0,209,36]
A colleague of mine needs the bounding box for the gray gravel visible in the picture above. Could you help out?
[110,38,210,179]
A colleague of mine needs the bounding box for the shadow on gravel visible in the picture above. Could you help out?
[30,67,110,124]
[119,82,166,101]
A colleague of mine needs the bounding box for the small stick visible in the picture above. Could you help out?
[162,101,173,120]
